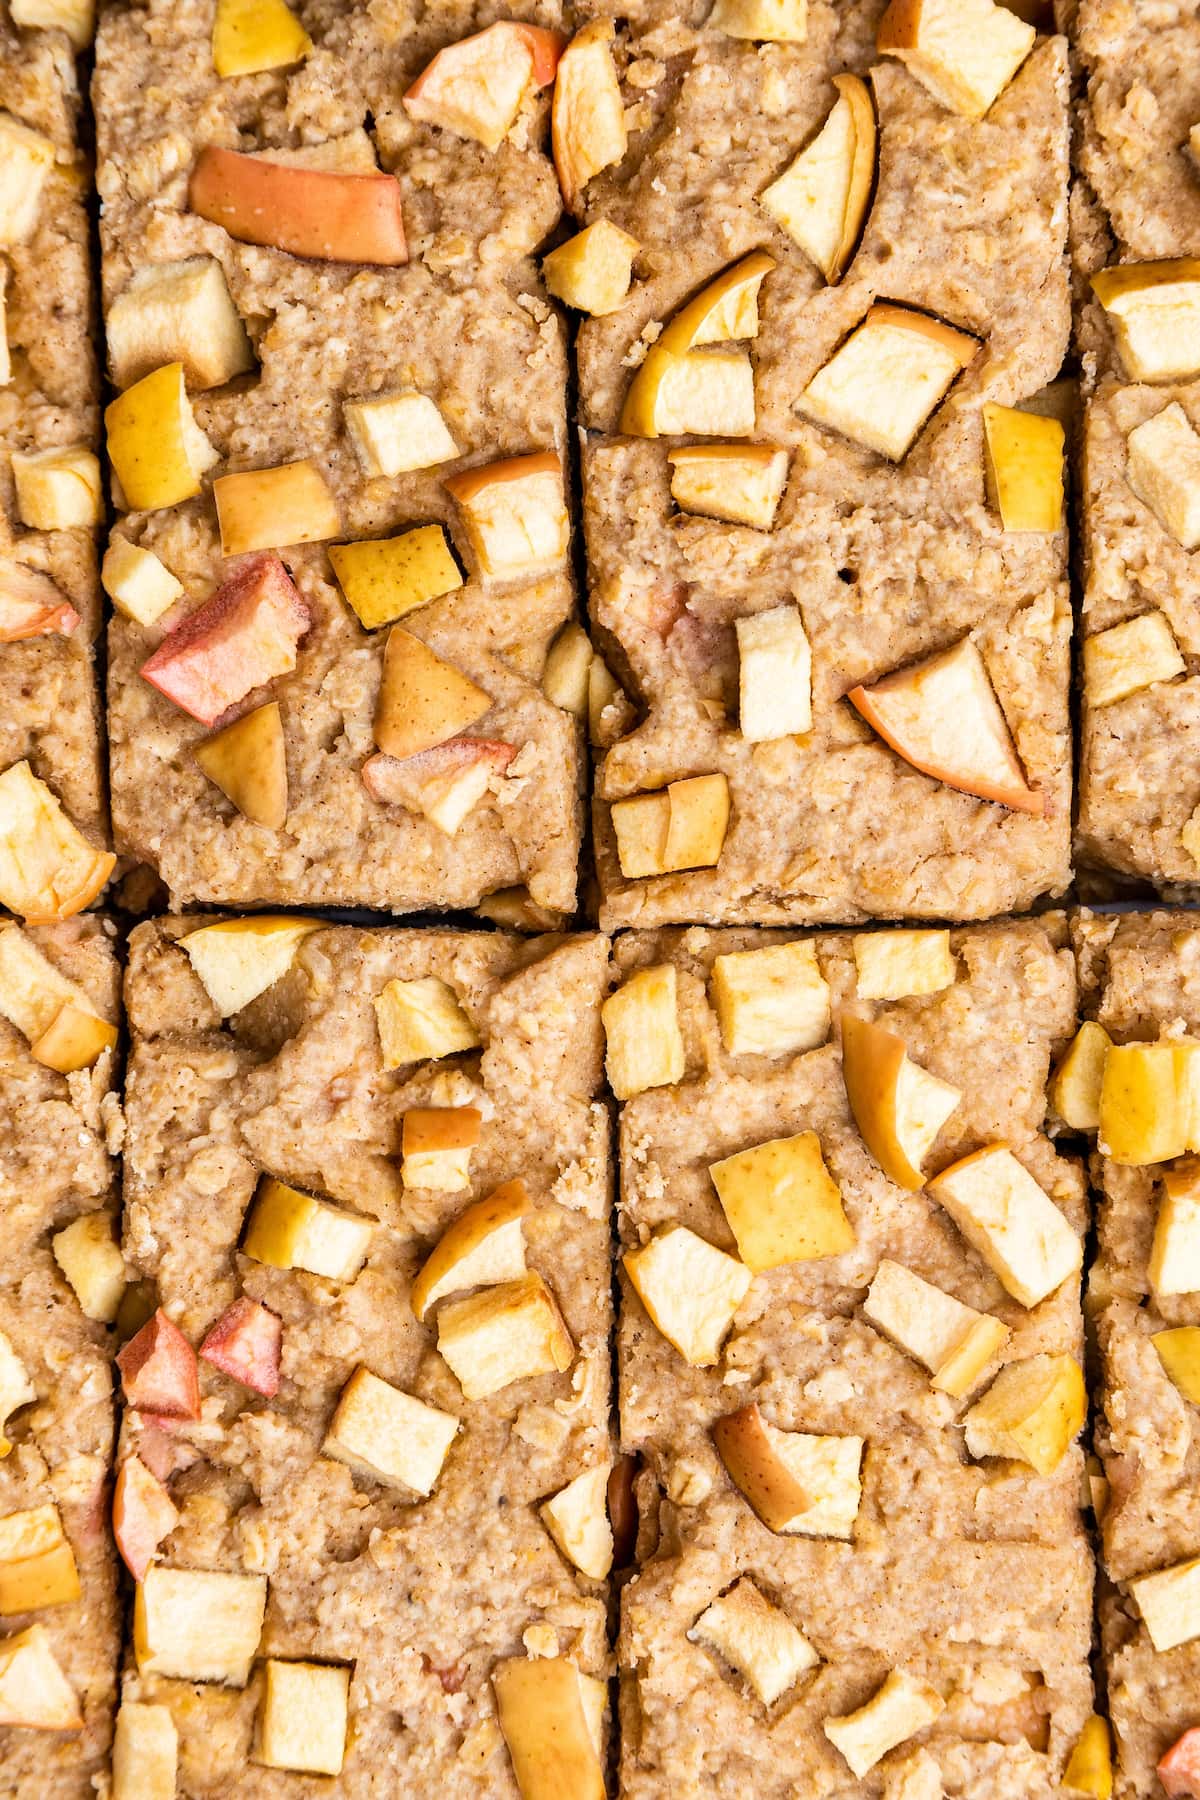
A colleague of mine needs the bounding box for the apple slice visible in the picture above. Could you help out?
[105,256,254,392]
[329,526,462,630]
[400,1105,480,1192]
[0,114,55,249]
[1099,1040,1200,1167]
[10,447,102,532]
[711,1401,809,1529]
[436,1271,574,1400]
[118,1309,200,1419]
[709,1130,855,1270]
[1062,1717,1112,1800]
[52,1213,126,1321]
[493,1656,607,1800]
[711,939,829,1057]
[112,1455,179,1582]
[243,1175,374,1280]
[1083,611,1184,708]
[212,0,311,77]
[0,1504,80,1616]
[403,23,562,151]
[863,1259,1008,1397]
[344,391,459,478]
[258,1660,350,1777]
[410,1180,529,1322]
[737,603,812,740]
[190,147,408,265]
[374,973,479,1069]
[540,1464,613,1581]
[141,554,311,727]
[101,538,183,627]
[112,1703,178,1800]
[552,21,627,212]
[824,1670,944,1779]
[1153,1327,1200,1405]
[799,303,979,459]
[0,268,8,386]
[199,1297,282,1396]
[1160,1728,1200,1798]
[105,363,219,511]
[690,1578,817,1705]
[963,1352,1085,1475]
[214,460,339,556]
[0,761,115,923]
[713,1403,863,1537]
[1127,403,1200,551]
[0,1625,81,1731]
[760,74,875,284]
[444,451,569,582]
[134,1565,267,1685]
[1150,1161,1200,1297]
[668,445,789,530]
[363,738,515,835]
[30,1002,118,1076]
[0,922,104,1052]
[374,627,492,762]
[1091,260,1200,384]
[1049,1021,1111,1131]
[623,1226,751,1366]
[611,773,731,878]
[194,700,288,828]
[323,1365,459,1494]
[876,0,1036,120]
[659,251,776,353]
[852,929,955,1000]
[543,220,639,316]
[10,0,93,48]
[848,635,1041,813]
[181,915,321,1014]
[602,963,685,1100]
[0,563,79,644]
[983,403,1065,532]
[619,347,756,439]
[840,1012,961,1190]
[708,0,807,37]
[928,1144,1081,1308]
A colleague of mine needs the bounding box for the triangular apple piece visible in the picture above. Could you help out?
[840,1012,961,1190]
[374,628,491,761]
[0,1625,82,1731]
[760,74,875,284]
[848,636,1041,813]
[659,249,777,351]
[194,701,288,828]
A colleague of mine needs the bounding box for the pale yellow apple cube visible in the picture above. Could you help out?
[736,604,812,741]
[799,306,977,460]
[963,1352,1085,1475]
[344,391,459,478]
[134,1566,267,1685]
[213,0,311,78]
[257,1661,349,1776]
[1127,402,1200,551]
[709,1131,855,1272]
[761,1423,864,1538]
[983,403,1065,532]
[1049,1020,1111,1131]
[1131,1555,1200,1652]
[852,929,956,999]
[0,1503,79,1615]
[1100,1040,1200,1166]
[710,938,830,1058]
[543,220,639,316]
[540,1464,613,1580]
[0,1624,81,1731]
[436,1272,574,1400]
[323,1366,458,1495]
[0,922,94,1043]
[410,1183,529,1323]
[374,975,479,1069]
[448,458,569,581]
[928,1145,1081,1308]
[824,1669,945,1779]
[632,348,756,438]
[0,761,114,924]
[52,1213,125,1323]
[101,537,184,626]
[1092,262,1200,384]
[667,445,789,529]
[708,0,806,40]
[543,621,594,716]
[601,963,685,1099]
[863,1259,1008,1398]
[0,1328,34,1451]
[623,1226,751,1366]
[612,775,731,879]
[877,0,1035,119]
[400,1107,479,1193]
[11,446,103,530]
[588,652,633,747]
[1153,1325,1200,1405]
[1084,611,1184,707]
[689,1578,818,1705]
[0,114,54,248]
[243,1177,374,1281]
[106,258,254,392]
[181,917,322,1016]
[1150,1163,1200,1297]
[113,1702,177,1800]
[11,0,94,46]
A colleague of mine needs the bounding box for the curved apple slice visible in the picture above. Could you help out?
[410,1179,530,1322]
[659,250,777,353]
[195,700,288,828]
[840,1012,961,1190]
[848,636,1041,814]
[760,74,875,285]
[711,1401,810,1530]
[0,563,79,642]
[552,20,627,212]
[403,22,563,151]
[189,147,407,265]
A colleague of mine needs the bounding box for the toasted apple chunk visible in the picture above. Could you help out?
[214,460,339,556]
[401,1105,480,1192]
[0,1332,34,1455]
[1084,611,1184,708]
[824,1669,945,1779]
[213,0,310,76]
[620,347,756,439]
[11,0,93,47]
[852,929,955,999]
[106,258,254,391]
[0,114,54,248]
[0,1625,81,1731]
[543,220,639,315]
[840,1013,961,1190]
[1062,1716,1112,1800]
[863,1259,1008,1397]
[1150,1161,1200,1297]
[258,1660,350,1776]
[877,0,1034,118]
[101,537,183,627]
[540,1464,613,1581]
[709,0,806,38]
[195,701,288,829]
[142,554,311,726]
[1091,261,1200,384]
[623,1226,751,1366]
[112,1455,178,1583]
[736,603,812,740]
[436,1271,574,1400]
[713,1402,863,1537]
[410,1181,529,1322]
[963,1352,1085,1474]
[135,1566,267,1685]
[0,1504,79,1615]
[11,446,103,530]
[493,1656,607,1800]
[403,23,561,150]
[112,1702,178,1800]
[118,1309,200,1419]
[106,363,218,511]
[660,252,776,353]
[552,21,627,211]
[1049,1021,1111,1131]
[799,303,978,459]
[1126,403,1200,550]
[0,562,78,642]
[190,147,408,265]
[0,762,115,923]
[444,452,569,582]
[1153,1326,1200,1405]
[709,1130,855,1271]
[243,1175,373,1280]
[1130,1556,1200,1653]
[690,1578,818,1704]
[983,403,1065,532]
[52,1213,125,1321]
[611,773,731,878]
[330,527,462,630]
[1160,1728,1200,1799]
[363,738,514,835]
[323,1366,459,1495]
[181,915,321,1014]
[928,1144,1081,1307]
[711,938,829,1057]
[849,635,1041,813]
[601,963,684,1099]
[760,74,875,282]
[375,974,479,1070]
[344,390,459,477]
[1099,1040,1200,1166]
[375,627,492,763]
[199,1297,282,1396]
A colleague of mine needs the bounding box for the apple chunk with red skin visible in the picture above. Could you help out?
[117,1309,200,1420]
[362,738,515,835]
[848,636,1040,813]
[189,147,407,266]
[403,22,563,151]
[112,1455,179,1583]
[199,1296,282,1397]
[0,563,79,643]
[1160,1728,1200,1798]
[140,553,311,727]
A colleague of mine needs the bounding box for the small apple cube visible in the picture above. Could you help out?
[824,1670,945,1779]
[141,553,311,727]
[668,445,789,530]
[181,915,321,1015]
[243,1175,374,1281]
[0,761,115,922]
[117,1308,200,1419]
[330,527,462,631]
[841,1013,961,1190]
[444,452,569,583]
[106,257,254,392]
[400,1105,480,1192]
[623,1226,751,1366]
[736,603,812,741]
[928,1144,1081,1308]
[0,114,54,248]
[863,1259,1009,1398]
[800,304,978,460]
[1099,1040,1200,1165]
[964,1352,1085,1475]
[707,0,806,38]
[257,1659,350,1776]
[759,74,874,284]
[214,460,339,556]
[213,0,311,77]
[611,773,731,878]
[1130,1555,1200,1653]
[0,920,100,1045]
[709,1130,855,1271]
[101,537,183,627]
[323,1366,458,1495]
[712,1402,864,1537]
[0,1504,79,1616]
[134,1565,267,1684]
[711,938,830,1057]
[552,20,627,211]
[194,700,288,829]
[983,403,1065,531]
[620,347,756,439]
[852,929,955,999]
[1126,402,1200,551]
[403,23,560,150]
[689,1578,818,1705]
[493,1656,606,1800]
[374,627,491,761]
[11,0,94,48]
[877,0,1035,118]
[112,1702,178,1800]
[363,738,515,835]
[344,390,459,478]
[0,561,79,642]
[189,146,408,266]
[601,963,684,1099]
[1091,261,1200,384]
[1084,611,1184,708]
[544,220,639,316]
[200,1297,282,1396]
[1049,1020,1111,1131]
[52,1213,125,1322]
[1160,1727,1200,1799]
[1150,1161,1200,1297]
[543,620,594,715]
[540,1464,613,1581]
[1063,1715,1112,1800]
[1153,1326,1200,1404]
[375,974,479,1070]
[105,362,218,511]
[11,447,103,530]
[436,1271,574,1400]
[0,1331,34,1453]
[410,1180,529,1322]
[112,1455,178,1582]
[0,1624,81,1731]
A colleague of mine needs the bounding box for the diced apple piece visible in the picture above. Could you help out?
[713,1402,863,1537]
[544,220,639,316]
[668,444,789,530]
[323,1365,458,1494]
[1153,1326,1200,1405]
[106,257,254,391]
[375,974,479,1070]
[760,74,874,283]
[620,347,756,439]
[0,114,54,249]
[410,1180,529,1322]
[190,147,408,265]
[214,460,339,557]
[623,1226,751,1366]
[363,738,515,835]
[0,1625,81,1730]
[134,1565,267,1684]
[345,390,458,478]
[11,447,103,530]
[194,701,288,828]
[105,362,218,511]
[543,621,594,716]
[476,887,565,932]
[0,762,114,922]
[1049,1020,1111,1131]
[690,1578,818,1704]
[436,1271,574,1400]
[964,1351,1085,1475]
[601,963,684,1100]
[403,22,561,151]
[52,1213,125,1322]
[257,1660,350,1776]
[863,1259,1008,1397]
[1084,611,1184,708]
[983,403,1064,532]
[849,635,1040,812]
[1126,402,1200,551]
[552,21,627,211]
[0,921,101,1046]
[330,527,462,630]
[213,0,310,77]
[800,303,978,459]
[0,1504,79,1616]
[660,252,776,353]
[11,0,93,48]
[493,1656,607,1800]
[1063,1715,1112,1799]
[540,1465,613,1581]
[928,1144,1081,1307]
[709,0,806,38]
[112,1455,178,1583]
[112,1702,178,1800]
[0,1332,34,1456]
[199,1297,282,1397]
[588,650,633,746]
[181,915,321,1014]
[1091,261,1200,384]
[1160,1727,1200,1799]
[736,603,812,740]
[243,1175,373,1280]
[0,562,79,643]
[117,1309,200,1419]
[142,554,311,727]
[400,1105,480,1192]
[877,0,1034,119]
[852,929,955,999]
[841,1013,961,1190]
[709,1130,855,1271]
[101,537,183,627]
[1150,1161,1200,1297]
[374,627,491,762]
[444,451,569,583]
[611,773,731,878]
[1099,1039,1200,1166]
[711,938,829,1057]
[824,1669,945,1778]
[1130,1556,1200,1653]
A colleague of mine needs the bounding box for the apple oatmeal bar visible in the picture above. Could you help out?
[111,915,612,1794]
[605,917,1095,1795]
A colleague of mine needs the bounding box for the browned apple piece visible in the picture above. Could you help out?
[112,1455,178,1582]
[493,1655,607,1800]
[374,628,492,762]
[194,701,288,828]
[190,146,407,264]
[213,460,339,557]
[840,1012,961,1189]
[711,1401,811,1529]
